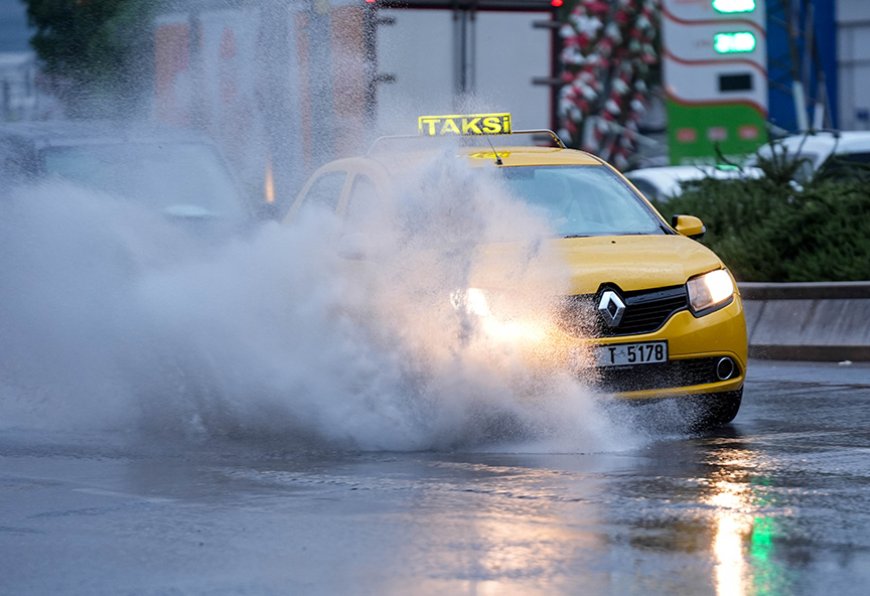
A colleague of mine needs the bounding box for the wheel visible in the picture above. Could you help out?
[691,389,743,431]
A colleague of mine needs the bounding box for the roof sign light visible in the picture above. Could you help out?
[712,0,756,13]
[418,112,512,136]
[713,31,757,54]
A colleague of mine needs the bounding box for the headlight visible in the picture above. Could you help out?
[450,288,491,317]
[687,269,735,314]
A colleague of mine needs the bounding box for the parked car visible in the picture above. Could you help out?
[754,130,870,184]
[0,120,253,238]
[624,164,763,202]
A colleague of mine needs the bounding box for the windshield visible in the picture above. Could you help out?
[40,143,246,219]
[819,152,870,181]
[498,165,666,237]
[752,145,819,183]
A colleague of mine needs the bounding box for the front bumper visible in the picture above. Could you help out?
[576,296,748,400]
[477,293,747,400]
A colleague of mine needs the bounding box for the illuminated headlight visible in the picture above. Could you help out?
[450,288,491,317]
[687,269,735,314]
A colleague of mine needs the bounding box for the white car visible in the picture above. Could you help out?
[0,120,253,233]
[754,130,870,183]
[625,164,762,202]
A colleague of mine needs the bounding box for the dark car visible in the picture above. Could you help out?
[0,120,253,238]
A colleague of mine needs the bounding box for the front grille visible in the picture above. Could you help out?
[559,284,689,337]
[594,357,734,393]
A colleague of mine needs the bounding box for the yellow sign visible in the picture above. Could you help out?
[469,151,511,160]
[418,113,512,136]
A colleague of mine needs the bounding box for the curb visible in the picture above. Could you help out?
[739,282,870,362]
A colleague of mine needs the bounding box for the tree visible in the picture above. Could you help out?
[22,0,157,116]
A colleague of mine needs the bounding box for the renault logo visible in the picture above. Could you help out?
[598,290,626,327]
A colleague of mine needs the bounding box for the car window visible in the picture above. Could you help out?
[0,139,34,184]
[345,175,380,222]
[627,177,661,201]
[299,171,346,213]
[40,143,246,219]
[819,152,870,180]
[499,165,666,237]
[0,141,16,181]
[834,151,870,164]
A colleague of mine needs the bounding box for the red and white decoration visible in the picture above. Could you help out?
[557,0,660,169]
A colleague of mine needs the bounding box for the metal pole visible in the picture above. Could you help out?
[787,0,810,131]
[469,9,476,95]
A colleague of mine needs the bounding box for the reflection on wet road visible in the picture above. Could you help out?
[1,360,869,594]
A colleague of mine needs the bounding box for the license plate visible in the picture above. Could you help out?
[595,341,668,367]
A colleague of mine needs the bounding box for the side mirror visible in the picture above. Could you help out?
[671,214,706,239]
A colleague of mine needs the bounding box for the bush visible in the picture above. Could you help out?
[652,175,870,282]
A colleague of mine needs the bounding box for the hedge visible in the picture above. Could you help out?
[651,172,870,282]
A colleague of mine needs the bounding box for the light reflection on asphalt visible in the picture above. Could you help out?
[0,360,869,594]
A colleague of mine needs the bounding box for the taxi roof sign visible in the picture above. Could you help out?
[418,113,512,136]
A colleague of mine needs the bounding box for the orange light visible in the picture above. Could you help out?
[264,157,275,205]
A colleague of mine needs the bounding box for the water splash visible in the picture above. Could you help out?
[0,156,635,452]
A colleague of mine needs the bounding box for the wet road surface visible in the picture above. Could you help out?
[1,360,869,595]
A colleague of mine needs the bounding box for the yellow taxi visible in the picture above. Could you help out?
[285,113,747,428]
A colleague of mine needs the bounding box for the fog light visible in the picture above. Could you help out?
[450,288,491,317]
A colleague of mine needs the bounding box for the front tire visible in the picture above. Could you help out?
[692,388,743,430]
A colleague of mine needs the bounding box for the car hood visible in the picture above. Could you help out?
[472,234,724,295]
